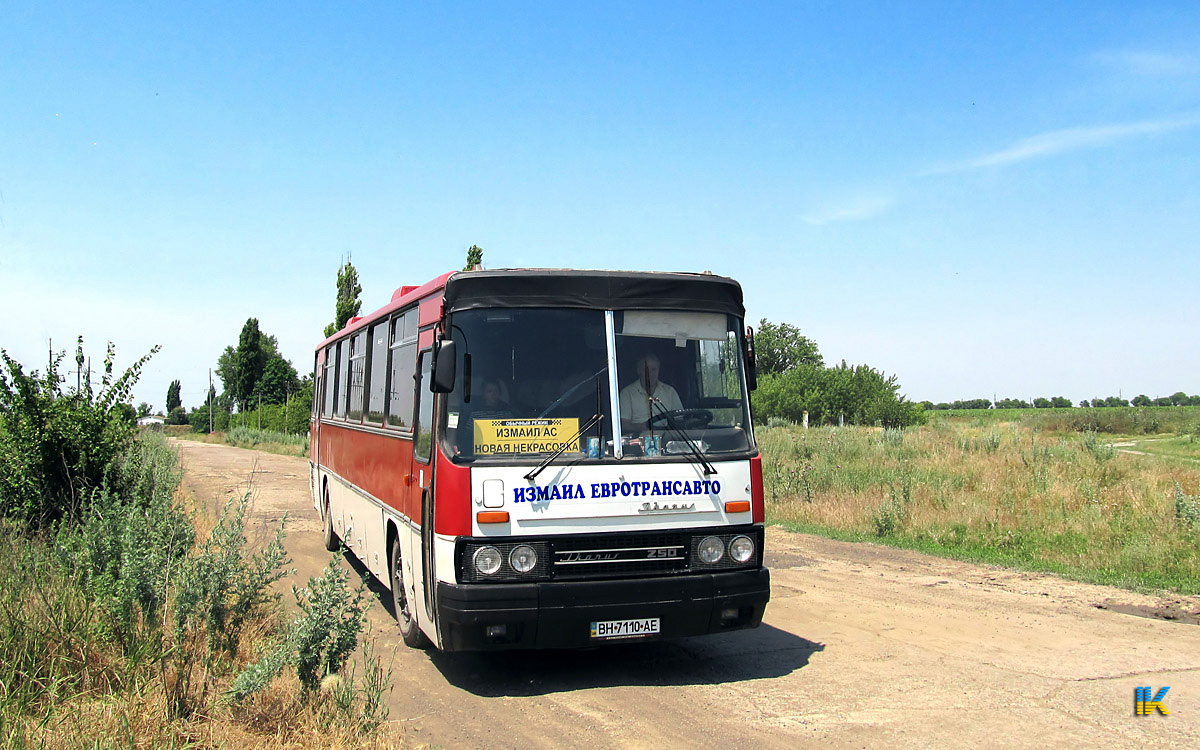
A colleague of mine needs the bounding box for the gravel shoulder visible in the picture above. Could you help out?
[174,439,1200,748]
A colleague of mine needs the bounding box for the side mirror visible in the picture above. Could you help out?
[431,339,456,393]
[744,326,757,391]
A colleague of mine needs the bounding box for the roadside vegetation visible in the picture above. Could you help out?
[0,341,398,748]
[761,414,1200,594]
[172,425,311,458]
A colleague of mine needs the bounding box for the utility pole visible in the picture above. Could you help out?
[258,393,262,430]
[208,368,214,434]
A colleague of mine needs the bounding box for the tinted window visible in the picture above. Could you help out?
[347,332,366,421]
[387,310,418,429]
[334,339,348,418]
[367,323,388,424]
[441,308,610,460]
[322,345,336,417]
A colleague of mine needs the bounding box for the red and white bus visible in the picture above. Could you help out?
[310,269,769,650]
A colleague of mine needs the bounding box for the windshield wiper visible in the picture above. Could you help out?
[524,412,604,482]
[650,399,717,476]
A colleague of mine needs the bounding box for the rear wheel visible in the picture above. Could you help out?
[322,486,339,551]
[390,535,427,648]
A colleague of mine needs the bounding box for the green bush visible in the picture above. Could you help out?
[228,553,369,701]
[219,387,312,437]
[0,338,159,528]
[752,362,925,428]
[55,433,194,641]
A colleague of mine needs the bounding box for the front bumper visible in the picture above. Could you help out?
[436,567,770,651]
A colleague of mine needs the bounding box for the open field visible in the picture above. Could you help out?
[928,405,1200,435]
[761,419,1200,594]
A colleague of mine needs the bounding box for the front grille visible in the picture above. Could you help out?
[550,533,690,580]
[457,527,762,584]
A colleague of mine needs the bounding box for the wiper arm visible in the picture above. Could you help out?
[524,412,604,482]
[650,400,717,476]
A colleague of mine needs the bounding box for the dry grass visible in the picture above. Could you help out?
[762,421,1200,593]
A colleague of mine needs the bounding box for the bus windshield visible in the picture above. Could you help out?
[441,308,754,462]
[614,310,753,456]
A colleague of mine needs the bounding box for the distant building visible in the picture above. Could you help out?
[137,416,165,430]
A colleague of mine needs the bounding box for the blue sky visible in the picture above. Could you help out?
[2,1,1198,409]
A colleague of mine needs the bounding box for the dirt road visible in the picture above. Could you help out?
[175,440,1200,748]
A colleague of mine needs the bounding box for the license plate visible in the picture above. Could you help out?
[590,617,661,640]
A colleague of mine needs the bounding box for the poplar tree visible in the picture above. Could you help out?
[324,259,363,338]
[166,379,182,411]
[463,245,483,271]
[235,318,266,411]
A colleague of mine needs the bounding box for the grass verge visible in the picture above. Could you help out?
[0,432,399,748]
[172,426,310,458]
[762,422,1200,595]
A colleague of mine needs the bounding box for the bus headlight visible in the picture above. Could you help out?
[509,544,538,573]
[729,535,755,564]
[473,546,503,576]
[697,536,724,564]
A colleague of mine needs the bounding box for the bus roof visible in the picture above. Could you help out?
[316,268,744,349]
[443,268,744,317]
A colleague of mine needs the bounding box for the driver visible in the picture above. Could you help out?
[619,353,683,434]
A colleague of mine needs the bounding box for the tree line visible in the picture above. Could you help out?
[923,392,1200,410]
[749,320,925,428]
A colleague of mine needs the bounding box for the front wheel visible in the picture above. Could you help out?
[390,535,427,648]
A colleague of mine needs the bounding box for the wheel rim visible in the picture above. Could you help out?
[393,545,412,625]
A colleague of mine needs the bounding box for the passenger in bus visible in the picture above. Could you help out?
[457,377,514,455]
[474,378,512,420]
[619,353,683,434]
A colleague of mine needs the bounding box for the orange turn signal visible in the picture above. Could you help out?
[476,511,510,524]
[724,501,751,514]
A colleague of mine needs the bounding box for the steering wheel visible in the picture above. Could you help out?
[649,408,713,430]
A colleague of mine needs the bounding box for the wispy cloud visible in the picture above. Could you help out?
[1093,50,1200,77]
[801,194,894,226]
[924,113,1200,174]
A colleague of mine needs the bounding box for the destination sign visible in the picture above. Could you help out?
[473,418,579,455]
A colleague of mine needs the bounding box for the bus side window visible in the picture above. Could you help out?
[414,352,434,463]
[334,339,348,419]
[367,323,388,424]
[388,311,417,430]
[322,345,336,418]
[348,332,366,422]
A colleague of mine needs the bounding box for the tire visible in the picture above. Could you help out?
[322,487,339,551]
[390,535,427,648]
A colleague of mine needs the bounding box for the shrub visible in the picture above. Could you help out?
[0,338,159,528]
[169,492,291,717]
[1176,483,1200,532]
[55,433,194,641]
[228,553,369,701]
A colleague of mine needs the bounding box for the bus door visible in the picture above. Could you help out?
[411,350,437,622]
